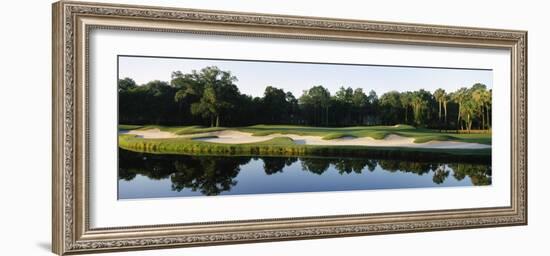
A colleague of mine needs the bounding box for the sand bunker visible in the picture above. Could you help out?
[121,128,179,139]
[123,129,490,149]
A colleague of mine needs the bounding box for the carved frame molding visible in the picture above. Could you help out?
[52,1,527,255]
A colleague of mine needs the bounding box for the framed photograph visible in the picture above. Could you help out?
[52,1,527,255]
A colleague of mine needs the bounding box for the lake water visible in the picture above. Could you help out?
[118,149,491,199]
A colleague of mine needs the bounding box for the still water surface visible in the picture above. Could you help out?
[118,149,491,199]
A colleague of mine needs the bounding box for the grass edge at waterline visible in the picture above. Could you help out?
[118,134,491,163]
[119,124,492,145]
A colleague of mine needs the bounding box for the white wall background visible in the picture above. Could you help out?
[0,0,546,255]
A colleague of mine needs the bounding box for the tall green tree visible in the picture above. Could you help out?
[451,87,469,131]
[460,99,476,133]
[189,66,240,127]
[335,86,354,103]
[442,92,449,125]
[379,91,402,125]
[411,92,427,126]
[471,84,491,130]
[262,86,289,123]
[486,89,492,129]
[399,91,412,124]
[433,89,446,122]
[118,77,137,91]
[352,88,368,124]
[285,91,299,124]
[173,71,205,124]
[433,88,447,130]
[300,85,331,126]
[407,89,433,127]
[335,87,354,124]
[367,90,379,124]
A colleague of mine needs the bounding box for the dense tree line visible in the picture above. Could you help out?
[119,66,492,131]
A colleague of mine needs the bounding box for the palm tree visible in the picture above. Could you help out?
[460,99,476,133]
[433,89,446,121]
[399,92,412,124]
[472,88,486,130]
[411,92,426,127]
[451,87,468,131]
[486,89,492,130]
[433,89,446,131]
[442,93,449,130]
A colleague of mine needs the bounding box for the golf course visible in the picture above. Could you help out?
[116,64,495,163]
[116,58,494,198]
[118,124,491,161]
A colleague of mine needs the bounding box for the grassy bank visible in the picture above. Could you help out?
[118,133,491,163]
[119,124,492,145]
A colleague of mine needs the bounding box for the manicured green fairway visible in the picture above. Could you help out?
[119,124,492,145]
[119,134,490,162]
[118,124,491,161]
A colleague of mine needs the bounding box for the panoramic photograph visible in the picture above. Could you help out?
[117,56,492,199]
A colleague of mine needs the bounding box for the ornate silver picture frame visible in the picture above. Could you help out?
[52,1,527,255]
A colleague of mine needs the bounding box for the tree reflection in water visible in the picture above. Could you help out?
[119,149,492,196]
[432,165,450,184]
[261,157,297,175]
[170,157,248,196]
[118,151,248,196]
[450,163,492,185]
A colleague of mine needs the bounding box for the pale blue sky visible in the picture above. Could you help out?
[118,56,492,97]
